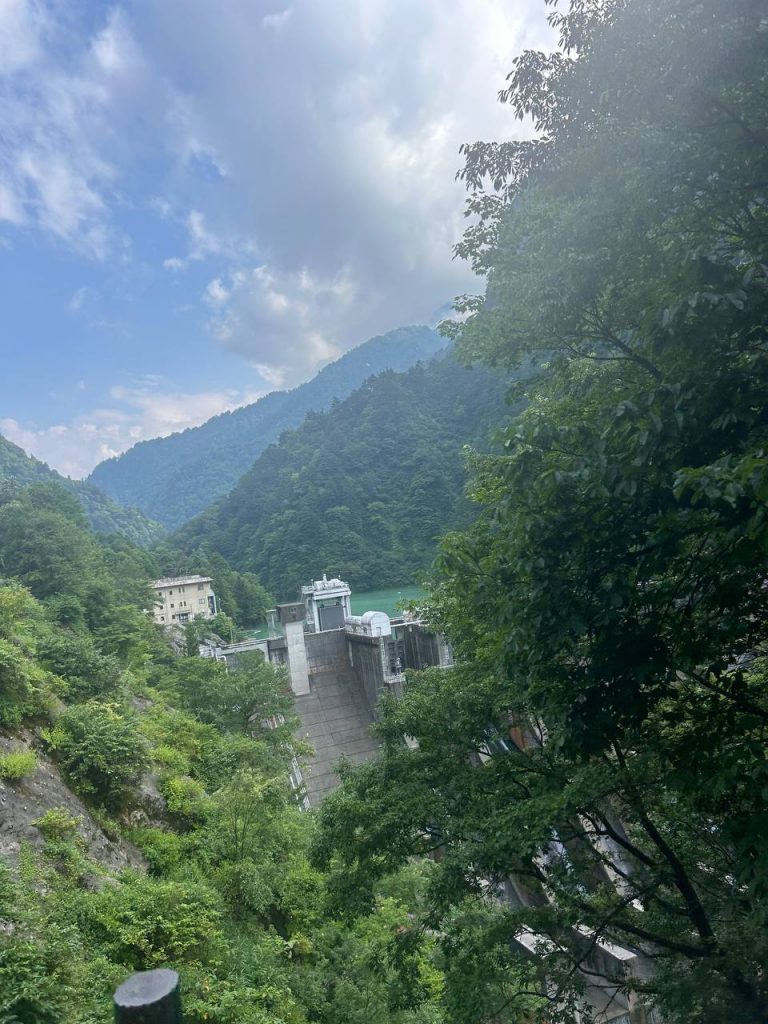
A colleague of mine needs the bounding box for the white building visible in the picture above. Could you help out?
[151,575,217,625]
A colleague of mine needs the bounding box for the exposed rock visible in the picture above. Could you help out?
[133,772,167,823]
[81,873,120,892]
[0,730,145,873]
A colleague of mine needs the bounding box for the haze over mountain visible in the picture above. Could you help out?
[0,434,164,547]
[88,326,445,530]
[174,351,514,598]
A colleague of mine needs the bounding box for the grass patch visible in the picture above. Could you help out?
[0,750,37,780]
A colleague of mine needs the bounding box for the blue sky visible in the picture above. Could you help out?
[0,0,552,477]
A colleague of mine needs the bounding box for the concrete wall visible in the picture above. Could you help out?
[347,633,387,714]
[401,623,441,670]
[267,637,288,665]
[305,629,349,677]
[285,619,310,695]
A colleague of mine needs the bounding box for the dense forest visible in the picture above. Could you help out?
[174,353,512,598]
[0,480,447,1024]
[313,1,768,1022]
[0,434,164,547]
[89,326,445,530]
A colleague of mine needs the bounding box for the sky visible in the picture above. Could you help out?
[0,0,553,478]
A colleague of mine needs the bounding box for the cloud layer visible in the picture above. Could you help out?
[148,0,551,378]
[1,382,264,479]
[0,0,553,473]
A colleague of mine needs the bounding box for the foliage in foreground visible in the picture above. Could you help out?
[315,1,768,1022]
[0,481,445,1024]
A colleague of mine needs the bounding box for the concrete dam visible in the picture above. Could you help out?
[201,575,452,806]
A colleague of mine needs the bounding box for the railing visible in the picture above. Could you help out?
[113,969,182,1022]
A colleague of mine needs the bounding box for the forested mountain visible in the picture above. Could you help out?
[0,433,164,546]
[88,325,445,529]
[175,352,513,598]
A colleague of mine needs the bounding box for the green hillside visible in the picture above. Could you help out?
[88,325,445,529]
[0,452,444,1024]
[0,434,164,547]
[175,352,514,598]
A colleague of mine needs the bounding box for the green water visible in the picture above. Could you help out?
[243,626,269,640]
[350,585,425,618]
[242,585,426,639]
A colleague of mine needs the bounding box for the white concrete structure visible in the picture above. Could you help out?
[278,602,311,695]
[345,611,392,637]
[302,574,352,632]
[151,575,216,625]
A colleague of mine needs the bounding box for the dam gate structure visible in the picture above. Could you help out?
[200,576,452,805]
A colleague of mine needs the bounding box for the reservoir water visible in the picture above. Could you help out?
[349,585,425,617]
[244,585,426,640]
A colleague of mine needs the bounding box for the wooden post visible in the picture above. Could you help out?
[113,969,182,1023]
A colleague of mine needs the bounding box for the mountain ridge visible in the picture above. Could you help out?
[0,433,165,546]
[174,350,515,597]
[88,325,446,529]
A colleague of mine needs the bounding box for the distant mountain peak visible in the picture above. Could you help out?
[88,325,446,529]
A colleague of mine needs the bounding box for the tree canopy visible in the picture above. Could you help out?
[88,327,446,530]
[0,480,447,1024]
[315,2,768,1021]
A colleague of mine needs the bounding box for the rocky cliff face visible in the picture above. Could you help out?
[0,730,145,875]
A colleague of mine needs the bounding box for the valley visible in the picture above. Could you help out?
[0,2,766,1023]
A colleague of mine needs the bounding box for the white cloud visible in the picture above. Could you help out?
[262,9,294,32]
[68,285,94,312]
[1,0,554,386]
[0,177,24,224]
[204,275,231,306]
[187,209,223,259]
[0,4,166,255]
[205,264,358,385]
[134,0,553,377]
[1,383,267,478]
[0,0,43,74]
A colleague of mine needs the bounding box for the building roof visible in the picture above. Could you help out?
[301,574,351,596]
[151,575,213,590]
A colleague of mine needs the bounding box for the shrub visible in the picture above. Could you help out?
[36,630,123,701]
[0,864,16,920]
[128,828,183,876]
[45,701,149,810]
[162,775,208,824]
[32,807,81,841]
[0,586,54,727]
[0,938,61,1024]
[151,744,190,775]
[75,872,222,969]
[0,750,37,780]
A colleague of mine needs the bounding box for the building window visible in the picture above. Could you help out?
[198,583,205,590]
[170,603,174,608]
